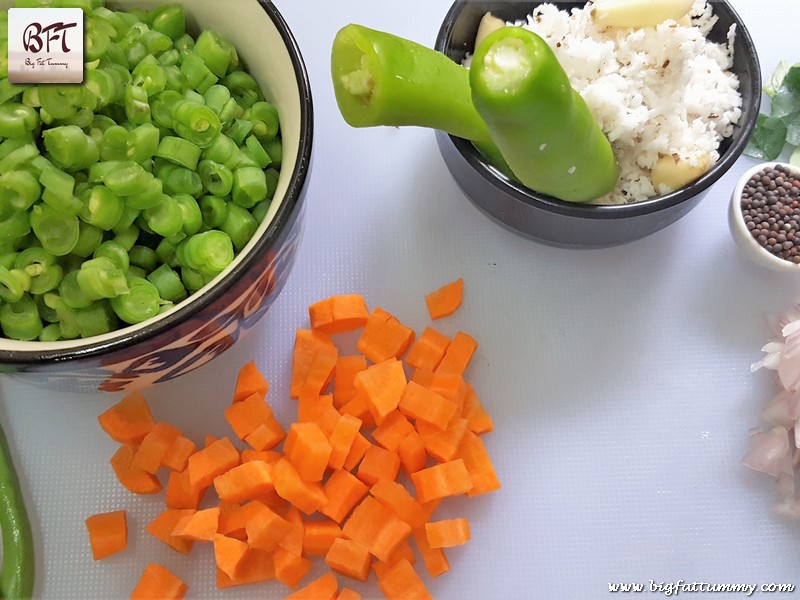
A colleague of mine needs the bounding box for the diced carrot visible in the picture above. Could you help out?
[187,436,240,489]
[333,354,368,408]
[337,588,362,600]
[213,533,249,580]
[172,506,219,541]
[204,433,220,447]
[411,367,435,388]
[109,444,162,495]
[285,421,333,482]
[97,391,155,444]
[213,459,273,503]
[458,430,501,497]
[386,539,417,566]
[161,435,197,472]
[281,505,305,556]
[411,459,473,504]
[435,331,477,375]
[233,360,269,403]
[353,358,407,424]
[284,572,339,600]
[343,433,371,472]
[309,294,370,335]
[272,457,328,515]
[325,537,371,581]
[371,410,415,452]
[339,392,375,429]
[241,449,282,463]
[375,558,432,600]
[244,417,286,451]
[85,510,127,560]
[416,417,469,462]
[328,413,362,470]
[397,430,427,476]
[244,500,293,552]
[342,496,412,563]
[357,445,401,486]
[424,278,463,320]
[217,500,251,539]
[131,563,187,600]
[224,393,274,439]
[370,480,427,529]
[291,329,337,398]
[412,527,450,578]
[426,518,471,548]
[215,548,275,589]
[297,394,341,437]
[356,307,416,363]
[165,467,206,510]
[302,519,343,557]
[429,372,468,412]
[131,421,183,474]
[399,382,457,431]
[273,546,314,589]
[146,509,195,555]
[301,344,339,397]
[461,384,494,435]
[320,468,369,524]
[405,326,451,371]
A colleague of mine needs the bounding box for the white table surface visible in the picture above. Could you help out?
[4,1,800,598]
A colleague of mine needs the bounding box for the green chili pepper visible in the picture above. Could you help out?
[0,421,35,599]
[330,23,507,172]
[469,26,619,203]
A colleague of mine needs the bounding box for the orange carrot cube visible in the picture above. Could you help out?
[356,306,416,363]
[319,468,369,524]
[97,391,155,444]
[424,278,463,321]
[233,360,269,403]
[357,445,400,486]
[85,510,127,560]
[426,518,471,548]
[353,358,407,424]
[109,444,162,495]
[325,537,372,581]
[410,459,473,504]
[224,393,274,439]
[285,421,333,482]
[131,421,183,474]
[405,326,451,371]
[309,294,369,335]
[131,563,187,600]
[187,436,240,489]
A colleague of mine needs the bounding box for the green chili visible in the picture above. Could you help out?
[0,421,35,599]
[469,26,618,202]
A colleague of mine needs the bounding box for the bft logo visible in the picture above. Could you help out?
[7,8,84,84]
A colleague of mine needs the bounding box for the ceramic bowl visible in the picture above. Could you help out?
[434,0,761,248]
[729,162,800,273]
[0,0,313,392]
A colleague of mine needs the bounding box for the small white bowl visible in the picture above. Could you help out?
[729,161,800,273]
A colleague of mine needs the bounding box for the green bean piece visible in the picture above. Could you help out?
[0,253,17,271]
[94,240,130,272]
[112,223,140,251]
[199,194,227,229]
[143,194,182,237]
[177,229,233,276]
[38,322,61,341]
[0,210,30,244]
[0,104,39,139]
[247,101,280,141]
[234,149,259,170]
[0,171,40,212]
[222,71,259,96]
[155,237,178,267]
[251,199,271,223]
[124,176,163,211]
[126,123,160,163]
[244,135,272,169]
[77,257,129,300]
[151,90,182,128]
[0,144,39,175]
[29,204,79,256]
[140,30,172,56]
[69,222,102,260]
[52,297,80,338]
[198,159,233,196]
[0,137,34,163]
[173,101,221,148]
[180,265,209,292]
[102,161,150,196]
[157,48,180,67]
[85,23,111,63]
[87,115,118,143]
[235,89,259,111]
[174,33,194,54]
[0,266,30,302]
[202,133,240,169]
[128,244,157,272]
[154,136,201,169]
[160,164,202,196]
[17,248,62,295]
[232,167,267,208]
[76,300,117,337]
[99,126,129,162]
[264,138,282,168]
[168,193,200,236]
[146,263,186,302]
[225,119,254,146]
[42,126,99,172]
[80,185,124,230]
[0,79,28,106]
[85,69,120,109]
[264,167,279,200]
[222,203,258,251]
[180,53,218,93]
[132,55,166,97]
[37,85,83,120]
[20,86,39,108]
[162,65,188,93]
[124,84,151,125]
[35,292,59,323]
[204,84,231,115]
[194,30,237,78]
[150,5,185,41]
[125,42,147,69]
[217,98,238,126]
[0,294,42,340]
[110,276,160,324]
[0,421,35,599]
[88,160,122,184]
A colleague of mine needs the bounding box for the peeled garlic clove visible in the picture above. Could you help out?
[591,0,694,29]
[651,153,711,192]
[474,12,507,50]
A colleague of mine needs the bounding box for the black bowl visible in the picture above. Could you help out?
[0,0,313,393]
[435,0,761,248]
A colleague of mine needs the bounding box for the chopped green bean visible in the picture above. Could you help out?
[222,203,258,251]
[0,294,42,340]
[199,159,233,196]
[94,240,129,272]
[129,244,157,272]
[232,167,267,208]
[154,136,201,169]
[29,204,79,256]
[146,263,186,302]
[176,230,233,276]
[71,221,104,258]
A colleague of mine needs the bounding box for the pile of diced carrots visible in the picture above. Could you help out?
[85,278,500,599]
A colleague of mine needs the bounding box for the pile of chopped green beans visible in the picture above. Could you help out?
[0,0,282,341]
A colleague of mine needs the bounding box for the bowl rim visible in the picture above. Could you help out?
[0,0,314,364]
[435,0,761,220]
[729,161,800,273]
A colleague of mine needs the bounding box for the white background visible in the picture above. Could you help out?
[3,1,800,598]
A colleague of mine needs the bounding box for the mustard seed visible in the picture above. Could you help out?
[741,165,800,263]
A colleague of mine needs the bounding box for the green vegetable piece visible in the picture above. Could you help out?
[154,136,201,169]
[111,276,161,324]
[176,230,234,276]
[75,300,117,337]
[198,159,233,196]
[42,126,100,172]
[0,171,40,212]
[232,166,266,208]
[29,204,79,256]
[222,203,258,251]
[150,5,185,41]
[0,103,39,139]
[194,30,236,78]
[94,240,130,272]
[146,263,186,302]
[0,293,42,341]
[469,26,619,203]
[71,221,104,258]
[0,266,30,302]
[124,84,151,125]
[77,256,129,300]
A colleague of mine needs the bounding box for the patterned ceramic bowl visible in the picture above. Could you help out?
[0,0,313,392]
